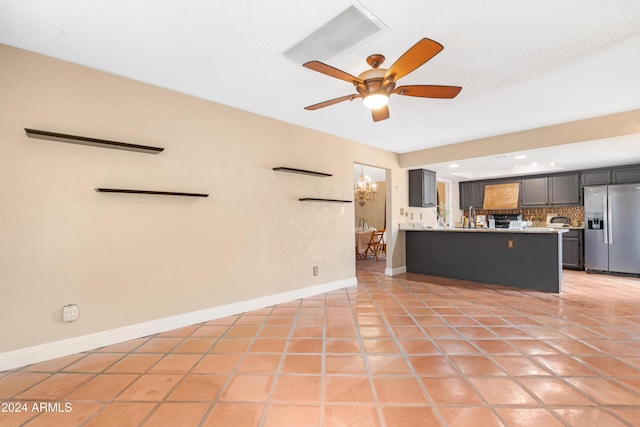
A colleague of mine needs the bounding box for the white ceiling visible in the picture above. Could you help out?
[2,0,640,179]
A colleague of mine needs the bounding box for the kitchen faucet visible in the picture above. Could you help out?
[469,206,476,229]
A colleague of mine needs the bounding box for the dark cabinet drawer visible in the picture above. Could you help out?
[563,229,581,238]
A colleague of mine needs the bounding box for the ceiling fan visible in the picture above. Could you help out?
[303,38,461,122]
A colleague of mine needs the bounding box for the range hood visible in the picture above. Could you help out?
[482,183,520,209]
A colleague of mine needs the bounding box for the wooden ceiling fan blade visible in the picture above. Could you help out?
[371,105,389,122]
[304,94,360,111]
[303,61,364,85]
[384,38,443,82]
[394,85,462,98]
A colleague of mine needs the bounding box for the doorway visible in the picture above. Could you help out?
[354,163,388,273]
[436,178,453,228]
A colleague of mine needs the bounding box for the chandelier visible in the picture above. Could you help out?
[354,165,377,207]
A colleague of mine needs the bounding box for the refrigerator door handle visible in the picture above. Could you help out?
[603,195,608,244]
[607,195,613,244]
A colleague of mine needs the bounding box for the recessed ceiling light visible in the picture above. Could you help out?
[549,161,557,166]
[531,162,538,166]
[449,164,459,168]
[514,155,527,160]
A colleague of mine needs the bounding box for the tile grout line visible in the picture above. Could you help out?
[384,271,640,426]
[131,322,225,426]
[367,272,450,427]
[257,298,302,427]
[195,309,274,427]
[347,277,387,427]
[372,272,517,427]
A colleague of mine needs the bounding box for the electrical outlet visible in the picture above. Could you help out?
[410,213,414,220]
[313,266,318,276]
[62,304,79,322]
[507,240,515,249]
[420,213,422,220]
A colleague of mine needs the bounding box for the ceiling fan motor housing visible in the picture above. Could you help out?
[357,68,396,96]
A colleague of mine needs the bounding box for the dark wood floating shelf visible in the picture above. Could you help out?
[273,167,332,177]
[96,188,208,197]
[299,198,352,203]
[25,128,164,154]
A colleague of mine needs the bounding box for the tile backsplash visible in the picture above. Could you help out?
[467,206,585,222]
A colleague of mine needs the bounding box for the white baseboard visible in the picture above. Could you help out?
[0,277,356,372]
[385,266,407,276]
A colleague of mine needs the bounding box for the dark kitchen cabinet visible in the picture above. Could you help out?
[520,177,548,207]
[549,174,581,205]
[562,229,583,270]
[582,169,611,186]
[409,169,437,207]
[459,181,484,209]
[459,182,472,209]
[613,166,640,183]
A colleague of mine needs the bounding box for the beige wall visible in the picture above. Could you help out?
[0,45,405,353]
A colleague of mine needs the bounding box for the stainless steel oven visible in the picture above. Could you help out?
[488,214,522,228]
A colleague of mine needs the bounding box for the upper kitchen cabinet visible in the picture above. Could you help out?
[549,173,581,205]
[409,169,437,207]
[520,177,548,207]
[613,165,640,183]
[581,165,640,185]
[582,169,611,186]
[459,181,484,209]
[521,174,580,206]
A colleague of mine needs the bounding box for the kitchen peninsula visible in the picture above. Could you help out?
[401,226,567,292]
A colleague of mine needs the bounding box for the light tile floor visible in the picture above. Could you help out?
[2,269,640,426]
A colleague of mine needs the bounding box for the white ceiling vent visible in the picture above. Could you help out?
[283,4,388,65]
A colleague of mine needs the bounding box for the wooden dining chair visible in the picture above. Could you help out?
[364,230,385,261]
[378,228,386,253]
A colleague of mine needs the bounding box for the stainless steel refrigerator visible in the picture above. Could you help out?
[584,184,640,276]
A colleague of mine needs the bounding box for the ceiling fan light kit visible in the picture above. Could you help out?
[363,93,389,110]
[303,38,461,122]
